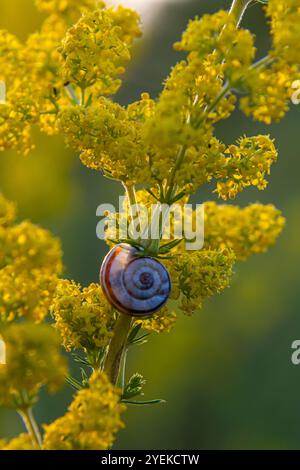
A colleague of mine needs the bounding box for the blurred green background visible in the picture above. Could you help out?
[0,0,300,450]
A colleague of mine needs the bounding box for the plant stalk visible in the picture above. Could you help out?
[229,0,253,26]
[18,407,43,449]
[104,314,133,385]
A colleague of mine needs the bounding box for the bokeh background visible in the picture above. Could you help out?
[0,0,300,450]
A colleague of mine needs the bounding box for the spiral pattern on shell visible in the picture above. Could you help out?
[100,244,171,317]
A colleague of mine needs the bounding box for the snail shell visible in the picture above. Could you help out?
[100,243,171,317]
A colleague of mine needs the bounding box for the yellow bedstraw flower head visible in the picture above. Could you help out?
[214,135,277,200]
[166,249,236,316]
[0,266,59,323]
[240,61,298,124]
[0,31,39,154]
[0,207,63,323]
[43,371,126,450]
[174,11,232,56]
[51,279,116,353]
[0,221,63,273]
[0,323,67,409]
[143,53,235,151]
[24,15,70,136]
[110,5,141,45]
[0,433,38,450]
[204,202,286,261]
[174,10,256,87]
[267,0,300,65]
[58,94,153,184]
[59,6,141,95]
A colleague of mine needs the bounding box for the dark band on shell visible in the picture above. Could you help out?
[100,244,171,317]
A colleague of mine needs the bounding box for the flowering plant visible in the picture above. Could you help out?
[0,0,298,450]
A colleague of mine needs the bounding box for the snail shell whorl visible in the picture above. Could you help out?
[100,244,171,317]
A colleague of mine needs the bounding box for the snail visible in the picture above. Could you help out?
[100,243,171,317]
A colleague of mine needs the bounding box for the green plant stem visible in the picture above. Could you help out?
[252,54,274,70]
[229,0,253,26]
[80,87,86,106]
[104,314,133,385]
[65,83,80,105]
[18,408,43,449]
[118,347,128,390]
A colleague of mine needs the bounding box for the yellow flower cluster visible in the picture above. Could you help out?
[204,201,285,261]
[0,323,67,408]
[0,221,62,272]
[24,14,70,136]
[143,54,235,150]
[43,371,126,450]
[0,3,141,154]
[0,433,37,450]
[0,31,38,154]
[240,0,300,124]
[0,267,59,323]
[174,11,256,87]
[240,61,298,124]
[59,7,140,96]
[0,195,62,323]
[58,94,153,184]
[215,135,277,200]
[152,133,276,198]
[166,249,235,315]
[138,306,177,334]
[35,0,100,16]
[138,10,256,195]
[0,14,67,151]
[174,11,231,56]
[51,279,116,353]
[141,11,252,187]
[267,0,300,64]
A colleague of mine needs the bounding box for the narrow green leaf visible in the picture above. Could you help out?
[121,399,166,406]
[65,375,82,391]
[128,323,142,343]
[130,332,151,346]
[146,188,160,201]
[159,238,183,254]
